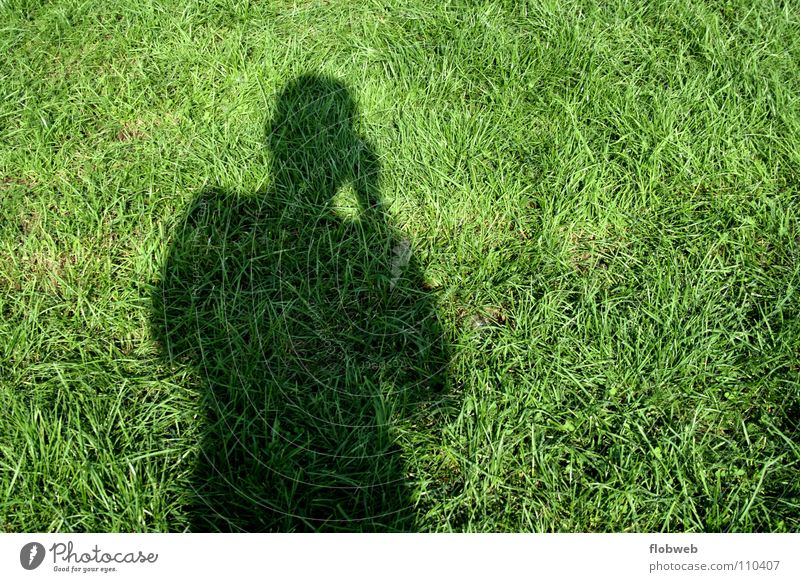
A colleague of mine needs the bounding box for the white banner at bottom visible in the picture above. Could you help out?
[2,533,798,581]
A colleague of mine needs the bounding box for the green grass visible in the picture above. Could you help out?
[1,0,799,532]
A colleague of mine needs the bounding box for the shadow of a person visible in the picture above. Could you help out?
[152,74,449,531]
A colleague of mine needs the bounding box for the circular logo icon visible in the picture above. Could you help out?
[20,542,46,570]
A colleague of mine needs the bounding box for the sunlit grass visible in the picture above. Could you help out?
[1,0,798,531]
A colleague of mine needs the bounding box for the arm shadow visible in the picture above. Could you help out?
[150,74,451,531]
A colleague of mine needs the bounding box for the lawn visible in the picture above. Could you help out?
[1,0,798,532]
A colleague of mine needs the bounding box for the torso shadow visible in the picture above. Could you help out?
[152,75,450,531]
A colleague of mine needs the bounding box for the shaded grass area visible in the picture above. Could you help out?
[1,0,798,531]
[152,75,451,530]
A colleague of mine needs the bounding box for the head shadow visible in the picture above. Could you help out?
[151,74,450,531]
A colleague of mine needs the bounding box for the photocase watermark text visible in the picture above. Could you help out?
[49,542,158,565]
